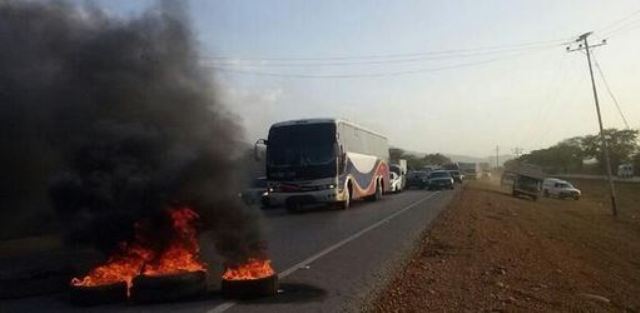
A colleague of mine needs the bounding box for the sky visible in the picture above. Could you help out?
[82,0,640,157]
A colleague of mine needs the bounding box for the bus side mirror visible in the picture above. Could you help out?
[254,139,267,161]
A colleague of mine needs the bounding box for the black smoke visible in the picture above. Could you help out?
[0,1,261,263]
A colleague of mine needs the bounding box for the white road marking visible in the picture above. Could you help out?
[207,192,440,313]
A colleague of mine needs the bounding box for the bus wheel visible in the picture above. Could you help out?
[337,184,351,210]
[375,181,383,200]
[368,180,382,202]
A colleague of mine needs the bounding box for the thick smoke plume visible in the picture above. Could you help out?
[0,1,261,263]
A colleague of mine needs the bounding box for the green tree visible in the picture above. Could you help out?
[389,148,405,161]
[632,153,640,175]
[422,153,452,166]
[518,136,584,174]
[582,129,639,171]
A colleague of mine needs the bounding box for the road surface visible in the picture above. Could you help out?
[2,188,458,313]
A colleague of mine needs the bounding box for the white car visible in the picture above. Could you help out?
[542,178,581,200]
[389,172,403,193]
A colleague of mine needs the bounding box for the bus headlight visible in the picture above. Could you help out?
[317,184,336,190]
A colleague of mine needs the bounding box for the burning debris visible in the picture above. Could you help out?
[0,0,275,304]
[221,258,278,299]
[70,207,206,301]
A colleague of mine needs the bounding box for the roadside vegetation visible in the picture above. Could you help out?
[370,178,640,312]
[509,128,639,175]
[389,148,452,169]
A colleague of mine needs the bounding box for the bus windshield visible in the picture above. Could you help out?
[267,123,337,180]
[267,123,336,167]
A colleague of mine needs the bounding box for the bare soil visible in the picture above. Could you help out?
[370,178,640,313]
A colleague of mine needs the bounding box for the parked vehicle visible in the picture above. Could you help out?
[427,170,454,190]
[390,159,407,192]
[406,170,430,189]
[448,170,464,183]
[458,162,480,180]
[240,177,270,208]
[618,163,634,178]
[513,175,542,201]
[442,162,460,171]
[542,178,581,200]
[503,163,543,201]
[422,165,439,173]
[256,118,389,212]
[389,172,403,193]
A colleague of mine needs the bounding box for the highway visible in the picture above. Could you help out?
[2,188,459,313]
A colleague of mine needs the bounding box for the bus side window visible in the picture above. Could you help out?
[337,144,346,173]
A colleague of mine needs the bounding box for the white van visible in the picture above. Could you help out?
[542,178,581,200]
[618,164,633,178]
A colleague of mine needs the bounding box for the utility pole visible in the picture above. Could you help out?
[567,32,618,216]
[496,145,500,170]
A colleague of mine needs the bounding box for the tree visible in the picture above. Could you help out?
[422,153,452,166]
[582,129,639,172]
[633,153,640,175]
[388,148,451,170]
[517,136,584,174]
[389,148,405,161]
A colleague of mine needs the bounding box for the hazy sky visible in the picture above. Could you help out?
[87,0,639,157]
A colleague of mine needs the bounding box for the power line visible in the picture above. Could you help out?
[205,37,572,62]
[207,47,550,79]
[204,43,561,68]
[596,8,640,34]
[592,54,630,129]
[604,20,640,38]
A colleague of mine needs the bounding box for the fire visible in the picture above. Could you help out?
[70,207,206,296]
[222,258,275,281]
[142,208,206,276]
[70,242,153,291]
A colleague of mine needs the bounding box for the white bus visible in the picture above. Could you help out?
[256,118,390,212]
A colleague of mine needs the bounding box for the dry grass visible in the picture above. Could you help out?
[370,179,640,313]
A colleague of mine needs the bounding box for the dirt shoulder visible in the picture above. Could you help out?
[369,179,640,312]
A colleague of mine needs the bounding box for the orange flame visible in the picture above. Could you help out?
[222,258,275,281]
[70,207,206,296]
[70,242,153,292]
[142,208,206,276]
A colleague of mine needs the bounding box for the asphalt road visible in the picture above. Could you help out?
[1,188,458,313]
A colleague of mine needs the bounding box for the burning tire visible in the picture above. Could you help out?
[69,281,128,306]
[221,258,277,299]
[131,270,207,303]
[221,274,278,299]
